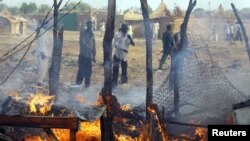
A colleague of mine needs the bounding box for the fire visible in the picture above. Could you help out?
[28,92,55,115]
[74,94,86,103]
[51,120,101,141]
[193,128,207,141]
[8,91,22,101]
[24,135,44,141]
[120,104,131,111]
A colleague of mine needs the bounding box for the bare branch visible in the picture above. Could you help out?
[58,0,63,8]
[231,3,250,61]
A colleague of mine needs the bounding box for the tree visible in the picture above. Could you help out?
[0,3,8,12]
[20,2,29,14]
[77,3,91,12]
[29,2,37,14]
[100,0,116,140]
[140,0,153,126]
[49,0,63,100]
[240,8,250,19]
[63,2,91,12]
[232,3,250,61]
[173,6,184,17]
[38,4,50,14]
[20,2,37,15]
[193,8,206,18]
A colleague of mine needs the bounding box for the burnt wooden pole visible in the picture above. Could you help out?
[140,0,153,139]
[140,0,153,122]
[231,3,250,61]
[101,0,116,140]
[49,0,63,100]
[174,0,196,118]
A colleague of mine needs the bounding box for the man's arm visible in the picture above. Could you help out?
[128,34,135,46]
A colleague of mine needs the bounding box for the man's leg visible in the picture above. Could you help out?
[84,58,92,88]
[121,60,128,84]
[112,56,120,87]
[76,64,84,85]
[159,52,168,70]
[76,56,85,85]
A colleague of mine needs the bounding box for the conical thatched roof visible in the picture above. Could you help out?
[124,11,143,21]
[124,1,170,21]
[150,1,169,19]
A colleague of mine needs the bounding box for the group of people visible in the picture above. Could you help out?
[76,21,135,88]
[211,21,243,42]
[225,21,242,42]
[33,19,175,89]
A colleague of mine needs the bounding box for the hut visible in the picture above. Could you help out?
[123,1,177,38]
[0,9,27,35]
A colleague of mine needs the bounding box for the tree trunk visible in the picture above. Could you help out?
[174,0,196,118]
[140,0,153,140]
[231,3,250,61]
[140,0,153,122]
[49,0,63,100]
[101,0,116,140]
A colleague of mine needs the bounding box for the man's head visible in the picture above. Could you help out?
[167,24,172,31]
[121,23,128,34]
[86,21,93,30]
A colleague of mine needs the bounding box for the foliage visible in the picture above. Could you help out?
[63,2,91,12]
[0,3,8,12]
[20,2,37,15]
[193,8,207,18]
[38,4,50,14]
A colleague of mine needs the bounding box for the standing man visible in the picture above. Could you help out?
[158,24,173,70]
[152,21,160,43]
[76,21,96,88]
[235,21,242,42]
[112,23,135,87]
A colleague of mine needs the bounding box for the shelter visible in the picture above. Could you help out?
[0,9,27,35]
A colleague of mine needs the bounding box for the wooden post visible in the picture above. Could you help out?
[70,129,77,141]
[140,0,153,123]
[140,0,153,140]
[101,0,116,141]
[174,0,196,118]
[231,3,250,61]
[49,0,63,100]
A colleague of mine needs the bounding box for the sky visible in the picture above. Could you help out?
[2,0,250,11]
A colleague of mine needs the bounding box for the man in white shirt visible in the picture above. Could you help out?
[152,21,160,43]
[112,24,135,87]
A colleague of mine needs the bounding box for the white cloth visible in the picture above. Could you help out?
[152,22,159,41]
[114,32,132,61]
[128,25,133,37]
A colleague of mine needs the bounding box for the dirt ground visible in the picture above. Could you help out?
[0,30,250,106]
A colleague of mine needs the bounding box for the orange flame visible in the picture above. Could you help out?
[120,104,131,111]
[24,135,43,141]
[28,93,55,115]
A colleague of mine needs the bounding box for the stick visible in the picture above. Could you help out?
[231,3,250,61]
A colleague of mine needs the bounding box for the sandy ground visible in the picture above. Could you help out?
[0,30,250,107]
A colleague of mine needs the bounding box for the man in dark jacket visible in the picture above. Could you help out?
[158,24,173,70]
[76,21,96,88]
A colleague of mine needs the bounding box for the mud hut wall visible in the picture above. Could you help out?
[125,17,175,39]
